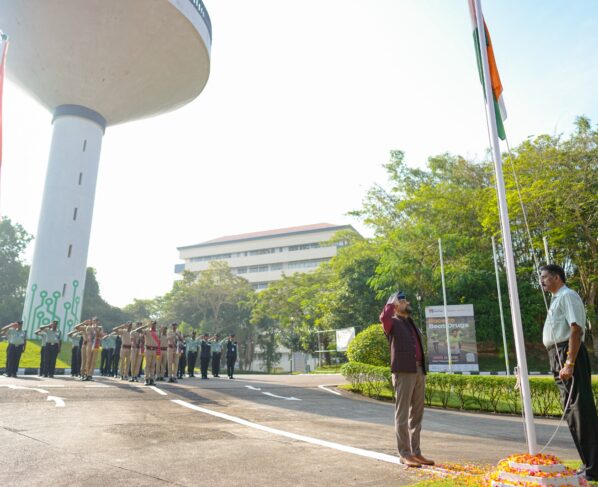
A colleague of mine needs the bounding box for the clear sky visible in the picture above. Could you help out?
[1,1,597,307]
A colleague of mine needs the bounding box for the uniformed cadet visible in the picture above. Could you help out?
[35,324,50,376]
[226,334,238,379]
[100,333,116,376]
[137,321,160,386]
[112,334,121,376]
[157,325,168,381]
[1,321,27,377]
[113,322,133,380]
[41,320,62,378]
[79,318,103,381]
[199,334,211,379]
[129,323,143,382]
[185,331,199,377]
[210,334,224,377]
[177,337,186,379]
[67,328,82,377]
[166,323,184,383]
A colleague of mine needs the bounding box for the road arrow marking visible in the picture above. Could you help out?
[1,384,49,394]
[47,396,65,407]
[245,385,261,391]
[262,391,301,401]
[318,385,342,396]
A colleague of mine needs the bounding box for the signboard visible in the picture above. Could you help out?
[425,304,479,372]
[335,327,355,352]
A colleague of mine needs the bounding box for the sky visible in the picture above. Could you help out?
[1,1,597,307]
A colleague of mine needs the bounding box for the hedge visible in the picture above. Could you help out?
[341,361,598,416]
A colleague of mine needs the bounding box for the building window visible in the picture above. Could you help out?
[73,207,78,221]
[236,267,248,274]
[83,140,87,152]
[67,244,73,258]
[78,172,83,185]
[62,283,67,297]
[269,263,283,271]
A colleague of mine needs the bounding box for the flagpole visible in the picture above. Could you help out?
[543,236,550,264]
[438,238,453,373]
[0,32,7,221]
[473,0,537,453]
[492,236,510,375]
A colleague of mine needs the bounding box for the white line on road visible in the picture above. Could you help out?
[172,399,402,465]
[40,384,65,388]
[318,385,342,396]
[149,386,167,396]
[245,385,262,391]
[47,396,65,407]
[261,391,301,401]
[84,385,113,388]
[1,384,49,394]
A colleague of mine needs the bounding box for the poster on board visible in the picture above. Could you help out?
[425,304,479,372]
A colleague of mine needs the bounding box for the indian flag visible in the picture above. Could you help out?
[0,34,7,168]
[468,0,507,140]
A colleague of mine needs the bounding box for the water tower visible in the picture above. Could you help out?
[0,0,212,337]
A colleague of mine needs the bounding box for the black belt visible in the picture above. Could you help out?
[547,340,568,351]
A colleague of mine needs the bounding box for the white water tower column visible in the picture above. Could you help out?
[23,105,105,338]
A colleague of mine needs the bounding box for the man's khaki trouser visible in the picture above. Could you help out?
[80,344,89,376]
[392,365,425,458]
[168,349,180,377]
[86,348,98,377]
[145,350,157,380]
[130,349,141,377]
[119,348,131,377]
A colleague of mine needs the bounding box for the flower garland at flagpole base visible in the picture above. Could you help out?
[488,454,587,487]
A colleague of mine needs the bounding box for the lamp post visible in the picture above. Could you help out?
[289,318,295,374]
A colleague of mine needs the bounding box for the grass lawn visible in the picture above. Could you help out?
[0,340,101,370]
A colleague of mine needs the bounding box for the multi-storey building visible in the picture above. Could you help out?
[175,223,359,290]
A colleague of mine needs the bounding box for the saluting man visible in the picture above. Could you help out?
[1,321,27,378]
[210,334,224,378]
[114,322,133,380]
[166,323,183,383]
[35,324,50,377]
[199,334,211,379]
[129,323,143,382]
[157,325,168,381]
[226,334,238,379]
[140,321,160,386]
[67,327,82,377]
[185,331,199,378]
[36,321,61,378]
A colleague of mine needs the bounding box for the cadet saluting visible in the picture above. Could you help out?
[226,334,237,379]
[1,321,27,378]
[36,320,62,378]
[199,334,211,379]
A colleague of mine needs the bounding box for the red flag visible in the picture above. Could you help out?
[0,36,8,168]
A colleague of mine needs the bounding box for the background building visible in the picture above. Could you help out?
[176,223,359,290]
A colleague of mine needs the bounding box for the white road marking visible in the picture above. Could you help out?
[262,391,301,401]
[172,399,402,465]
[85,385,113,388]
[318,385,342,396]
[1,384,49,394]
[40,384,65,388]
[245,385,262,391]
[149,386,167,396]
[47,396,65,407]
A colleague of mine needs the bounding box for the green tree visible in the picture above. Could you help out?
[122,298,160,322]
[81,268,132,331]
[0,218,32,325]
[346,324,389,366]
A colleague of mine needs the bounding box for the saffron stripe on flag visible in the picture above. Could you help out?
[468,0,507,140]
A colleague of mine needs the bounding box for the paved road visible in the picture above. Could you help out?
[0,373,578,486]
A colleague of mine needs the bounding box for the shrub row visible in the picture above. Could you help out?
[340,361,598,416]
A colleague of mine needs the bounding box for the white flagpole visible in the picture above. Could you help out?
[438,238,453,373]
[473,0,537,453]
[0,32,7,220]
[543,236,550,264]
[492,236,510,375]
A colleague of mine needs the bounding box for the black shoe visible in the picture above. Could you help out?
[586,473,598,482]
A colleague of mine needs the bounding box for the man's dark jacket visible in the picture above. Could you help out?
[380,304,426,374]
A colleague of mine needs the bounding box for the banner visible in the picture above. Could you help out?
[425,304,479,372]
[335,327,355,352]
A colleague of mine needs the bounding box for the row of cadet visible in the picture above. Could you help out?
[1,319,238,385]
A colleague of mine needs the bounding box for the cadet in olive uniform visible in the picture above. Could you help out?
[1,321,27,377]
[112,333,121,376]
[210,334,224,377]
[177,338,186,379]
[157,325,168,381]
[166,323,184,383]
[67,328,82,377]
[185,331,199,377]
[40,320,62,378]
[199,334,211,379]
[35,324,50,376]
[73,318,103,381]
[226,334,238,379]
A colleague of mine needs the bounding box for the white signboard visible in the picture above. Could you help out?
[336,327,355,352]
